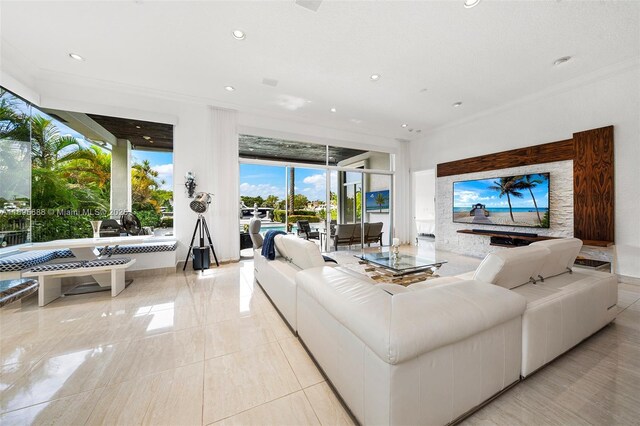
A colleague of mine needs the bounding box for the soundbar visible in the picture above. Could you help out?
[472,229,538,238]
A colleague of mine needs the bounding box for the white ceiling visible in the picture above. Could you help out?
[1,0,638,141]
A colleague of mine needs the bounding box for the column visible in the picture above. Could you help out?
[110,138,132,218]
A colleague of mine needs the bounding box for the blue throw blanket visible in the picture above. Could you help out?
[261,230,286,260]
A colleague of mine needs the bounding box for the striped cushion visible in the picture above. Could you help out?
[29,261,84,273]
[98,242,178,255]
[84,258,132,268]
[0,250,57,272]
[28,257,132,273]
[54,249,75,259]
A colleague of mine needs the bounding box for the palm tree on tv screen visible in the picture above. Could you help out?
[487,176,523,222]
[374,192,387,212]
[517,174,544,225]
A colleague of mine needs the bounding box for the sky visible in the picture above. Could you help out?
[453,174,549,209]
[240,163,338,202]
[132,150,173,190]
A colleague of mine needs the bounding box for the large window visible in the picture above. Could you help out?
[0,86,174,246]
[0,89,31,247]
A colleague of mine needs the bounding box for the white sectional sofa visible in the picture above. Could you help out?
[296,267,526,425]
[250,223,618,425]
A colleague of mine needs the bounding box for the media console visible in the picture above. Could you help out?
[457,229,555,248]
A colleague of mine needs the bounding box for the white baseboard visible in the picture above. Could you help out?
[618,274,640,285]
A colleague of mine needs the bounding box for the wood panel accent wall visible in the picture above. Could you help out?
[436,126,614,245]
[437,139,574,177]
[573,126,614,243]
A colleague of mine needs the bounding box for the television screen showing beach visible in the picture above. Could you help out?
[453,173,550,228]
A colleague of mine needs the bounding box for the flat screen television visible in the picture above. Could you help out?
[365,190,390,212]
[453,173,550,228]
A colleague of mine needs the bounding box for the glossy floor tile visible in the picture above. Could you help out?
[202,342,301,424]
[213,391,319,426]
[1,244,639,425]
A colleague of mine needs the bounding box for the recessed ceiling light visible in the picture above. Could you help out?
[143,136,151,140]
[401,123,408,128]
[553,56,572,66]
[370,74,380,81]
[330,107,337,113]
[135,125,141,129]
[452,101,463,108]
[69,53,84,61]
[149,140,154,144]
[224,86,235,91]
[232,29,246,40]
[463,0,481,8]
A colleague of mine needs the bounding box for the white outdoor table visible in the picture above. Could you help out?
[20,236,154,301]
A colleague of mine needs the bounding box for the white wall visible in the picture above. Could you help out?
[410,62,640,278]
[412,169,436,239]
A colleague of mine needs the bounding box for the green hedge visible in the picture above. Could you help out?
[273,210,319,223]
[32,213,106,242]
[160,216,173,228]
[133,210,162,228]
[288,215,321,224]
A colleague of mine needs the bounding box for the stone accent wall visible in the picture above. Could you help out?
[436,160,574,258]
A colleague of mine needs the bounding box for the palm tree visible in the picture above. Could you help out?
[63,145,112,194]
[288,167,295,215]
[132,160,164,212]
[0,90,30,141]
[30,116,86,169]
[374,192,387,212]
[487,176,524,222]
[517,175,544,225]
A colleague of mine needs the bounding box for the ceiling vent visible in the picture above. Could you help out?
[295,0,323,12]
[262,78,279,87]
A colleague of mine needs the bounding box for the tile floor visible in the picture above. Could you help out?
[1,244,639,425]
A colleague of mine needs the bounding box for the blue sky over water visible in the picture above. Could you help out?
[453,174,549,209]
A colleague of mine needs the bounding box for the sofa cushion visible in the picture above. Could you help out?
[473,245,549,289]
[296,267,527,364]
[390,279,527,363]
[249,218,263,249]
[273,235,289,259]
[276,235,325,269]
[530,238,582,279]
[0,250,57,272]
[98,241,177,255]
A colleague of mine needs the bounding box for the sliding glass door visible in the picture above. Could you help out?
[238,134,394,255]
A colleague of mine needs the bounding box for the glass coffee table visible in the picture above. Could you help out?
[354,251,447,285]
